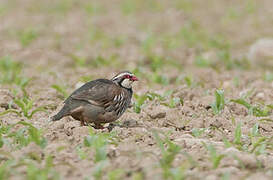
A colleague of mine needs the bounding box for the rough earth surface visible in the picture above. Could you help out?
[0,0,273,179]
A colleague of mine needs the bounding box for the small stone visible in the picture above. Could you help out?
[223,81,231,88]
[149,111,166,119]
[64,120,81,136]
[237,154,261,169]
[122,119,138,127]
[256,92,265,99]
[210,119,222,128]
[146,105,167,119]
[248,38,273,61]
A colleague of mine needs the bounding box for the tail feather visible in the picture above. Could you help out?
[51,113,63,121]
[51,106,69,121]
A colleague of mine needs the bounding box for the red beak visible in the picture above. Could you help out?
[131,76,138,81]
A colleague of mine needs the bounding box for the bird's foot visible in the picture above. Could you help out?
[93,124,105,129]
[80,120,87,126]
[106,123,117,132]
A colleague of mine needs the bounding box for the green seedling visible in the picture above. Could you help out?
[151,73,169,85]
[26,156,59,180]
[162,90,183,108]
[248,123,268,155]
[153,131,181,179]
[0,155,59,179]
[161,34,182,50]
[19,121,47,148]
[132,172,144,180]
[211,89,225,115]
[141,33,157,54]
[134,91,183,113]
[84,2,104,15]
[231,98,271,117]
[133,93,148,113]
[121,0,162,15]
[245,0,257,14]
[250,123,259,138]
[168,97,183,108]
[144,55,183,72]
[202,142,225,169]
[13,97,47,119]
[216,49,233,70]
[0,123,12,148]
[84,128,118,162]
[168,167,185,180]
[76,146,88,160]
[233,77,240,87]
[70,54,87,67]
[219,122,270,154]
[216,49,250,70]
[194,55,212,68]
[0,96,47,119]
[88,27,123,49]
[0,56,22,83]
[1,121,47,149]
[179,21,211,49]
[133,91,164,113]
[263,71,273,82]
[113,36,126,47]
[0,92,47,119]
[92,160,108,180]
[0,4,8,16]
[15,121,47,148]
[233,122,242,146]
[191,128,206,137]
[250,137,267,155]
[83,128,118,180]
[89,27,108,43]
[79,76,93,83]
[175,0,193,12]
[51,84,69,99]
[121,0,138,15]
[184,76,193,87]
[90,55,120,68]
[18,28,38,47]
[147,55,164,72]
[221,172,230,180]
[0,56,30,96]
[107,169,124,180]
[0,160,14,179]
[133,92,163,113]
[48,0,74,14]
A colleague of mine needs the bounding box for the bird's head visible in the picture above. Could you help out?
[111,71,138,89]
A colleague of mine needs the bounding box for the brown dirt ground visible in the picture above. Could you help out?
[0,0,273,179]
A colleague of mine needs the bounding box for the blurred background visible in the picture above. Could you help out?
[1,1,273,179]
[1,0,272,79]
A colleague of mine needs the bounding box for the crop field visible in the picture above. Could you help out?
[0,0,273,179]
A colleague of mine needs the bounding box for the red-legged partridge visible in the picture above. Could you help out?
[51,71,138,129]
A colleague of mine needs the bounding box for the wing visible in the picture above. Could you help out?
[68,79,121,109]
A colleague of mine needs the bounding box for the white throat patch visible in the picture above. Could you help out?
[121,78,133,89]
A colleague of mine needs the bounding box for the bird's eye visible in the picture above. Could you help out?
[124,75,131,79]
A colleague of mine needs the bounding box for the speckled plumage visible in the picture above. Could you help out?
[51,71,137,128]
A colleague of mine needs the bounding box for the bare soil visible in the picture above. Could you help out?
[0,0,273,179]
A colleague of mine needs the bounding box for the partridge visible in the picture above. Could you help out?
[51,71,138,129]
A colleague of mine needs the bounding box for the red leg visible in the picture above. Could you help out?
[80,120,86,126]
[93,124,104,129]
